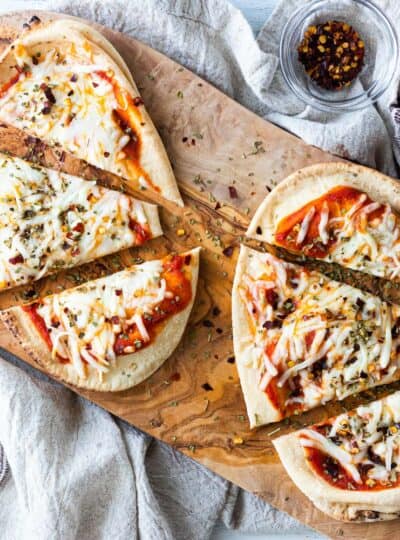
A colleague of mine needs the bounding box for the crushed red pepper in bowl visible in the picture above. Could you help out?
[298,21,365,90]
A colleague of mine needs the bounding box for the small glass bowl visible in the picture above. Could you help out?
[279,0,399,112]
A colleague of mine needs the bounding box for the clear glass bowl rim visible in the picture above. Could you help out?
[279,0,399,112]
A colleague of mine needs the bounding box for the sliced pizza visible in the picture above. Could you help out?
[232,246,400,427]
[274,391,400,522]
[0,18,182,205]
[0,248,200,391]
[0,152,161,291]
[248,162,400,281]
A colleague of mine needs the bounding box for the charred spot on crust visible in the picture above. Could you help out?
[355,510,380,521]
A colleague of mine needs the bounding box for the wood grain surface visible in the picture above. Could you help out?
[0,10,396,540]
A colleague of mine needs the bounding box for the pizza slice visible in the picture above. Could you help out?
[248,162,400,281]
[0,248,200,391]
[0,152,162,291]
[232,246,400,427]
[0,18,182,205]
[274,391,400,522]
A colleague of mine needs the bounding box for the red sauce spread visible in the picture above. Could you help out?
[302,427,400,491]
[0,71,21,98]
[23,254,192,365]
[303,445,399,491]
[128,219,151,245]
[275,186,385,257]
[22,303,68,363]
[95,70,160,193]
[114,254,192,355]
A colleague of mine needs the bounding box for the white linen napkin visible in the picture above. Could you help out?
[0,0,399,538]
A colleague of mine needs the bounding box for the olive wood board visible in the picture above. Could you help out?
[0,10,395,539]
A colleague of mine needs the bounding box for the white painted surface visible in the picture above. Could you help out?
[230,0,277,34]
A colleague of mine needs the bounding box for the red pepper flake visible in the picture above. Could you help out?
[216,328,223,334]
[110,315,120,324]
[44,87,56,104]
[115,289,122,296]
[9,254,23,264]
[228,186,238,199]
[212,306,221,317]
[169,372,181,382]
[133,96,144,106]
[298,20,365,90]
[71,247,80,257]
[256,226,263,235]
[73,222,84,233]
[202,319,214,328]
[202,382,213,391]
[41,104,52,115]
[92,82,99,88]
[104,151,110,158]
[215,201,221,210]
[227,356,235,364]
[184,254,191,265]
[222,245,234,257]
[191,139,196,146]
[70,74,78,82]
[182,136,188,143]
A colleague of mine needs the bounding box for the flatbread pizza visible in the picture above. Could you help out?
[248,162,400,281]
[232,247,400,427]
[0,18,182,205]
[274,391,400,522]
[0,152,161,291]
[0,248,200,391]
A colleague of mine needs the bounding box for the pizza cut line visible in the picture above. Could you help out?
[248,162,400,282]
[0,152,162,291]
[275,185,400,280]
[274,391,400,522]
[1,249,200,391]
[232,246,400,426]
[0,18,182,205]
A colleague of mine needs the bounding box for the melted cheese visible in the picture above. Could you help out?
[281,188,400,280]
[36,259,170,378]
[298,391,400,487]
[0,153,159,290]
[239,250,400,414]
[0,42,145,184]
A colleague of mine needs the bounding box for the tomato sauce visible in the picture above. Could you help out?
[303,439,400,491]
[24,254,192,365]
[95,70,161,193]
[114,254,192,355]
[275,186,385,257]
[22,304,68,363]
[0,69,22,98]
[128,219,151,245]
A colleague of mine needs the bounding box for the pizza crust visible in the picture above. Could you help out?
[247,162,400,242]
[0,248,200,392]
[232,245,282,427]
[0,18,183,206]
[274,431,400,522]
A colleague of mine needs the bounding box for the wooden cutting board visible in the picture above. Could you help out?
[0,10,396,539]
